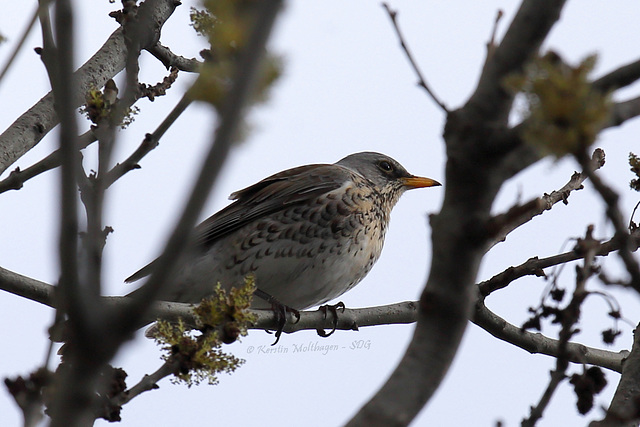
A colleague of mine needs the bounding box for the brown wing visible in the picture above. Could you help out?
[125,163,352,282]
[193,163,351,247]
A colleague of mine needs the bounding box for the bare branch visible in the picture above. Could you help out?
[103,93,192,189]
[479,227,640,296]
[488,148,605,249]
[112,0,284,341]
[147,42,202,72]
[0,263,416,333]
[577,150,640,293]
[466,0,567,123]
[113,359,178,407]
[606,95,640,128]
[381,3,448,113]
[522,226,599,426]
[2,262,630,381]
[0,4,38,84]
[348,3,569,425]
[0,0,180,175]
[0,266,54,307]
[591,324,640,426]
[0,133,95,193]
[472,293,627,373]
[150,300,419,334]
[593,58,640,93]
[0,66,180,195]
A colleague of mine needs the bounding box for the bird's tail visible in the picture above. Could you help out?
[124,259,157,283]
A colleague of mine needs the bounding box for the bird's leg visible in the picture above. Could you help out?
[254,288,300,345]
[316,301,346,337]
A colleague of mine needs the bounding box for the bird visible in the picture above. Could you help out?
[125,152,440,316]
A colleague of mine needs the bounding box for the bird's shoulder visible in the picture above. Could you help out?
[194,163,358,247]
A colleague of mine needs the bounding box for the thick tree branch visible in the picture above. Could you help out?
[0,0,179,176]
[0,266,54,306]
[347,2,568,426]
[593,58,640,93]
[591,324,640,427]
[466,0,566,124]
[111,0,284,343]
[607,95,640,128]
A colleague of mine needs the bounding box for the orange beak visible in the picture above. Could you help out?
[400,176,442,189]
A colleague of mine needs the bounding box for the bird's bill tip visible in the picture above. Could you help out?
[401,176,442,189]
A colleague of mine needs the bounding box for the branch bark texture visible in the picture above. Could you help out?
[0,0,179,175]
[347,1,567,425]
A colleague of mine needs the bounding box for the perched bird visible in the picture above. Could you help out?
[126,152,440,312]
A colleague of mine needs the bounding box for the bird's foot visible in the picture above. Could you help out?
[316,301,346,338]
[254,288,300,345]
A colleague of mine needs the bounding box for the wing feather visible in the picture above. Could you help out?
[125,163,353,283]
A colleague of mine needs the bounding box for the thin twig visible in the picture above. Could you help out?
[381,3,448,113]
[0,0,180,175]
[103,93,193,189]
[577,149,640,293]
[0,132,94,194]
[0,67,179,195]
[0,5,39,84]
[113,359,179,406]
[485,9,504,61]
[147,42,202,72]
[479,227,640,296]
[487,148,605,249]
[521,226,599,427]
[112,0,284,339]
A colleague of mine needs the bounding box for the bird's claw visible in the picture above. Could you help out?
[316,301,346,337]
[269,303,300,345]
[255,288,299,345]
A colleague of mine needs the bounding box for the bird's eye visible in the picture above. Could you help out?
[378,161,393,172]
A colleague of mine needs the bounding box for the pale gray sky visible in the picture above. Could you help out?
[1,1,640,426]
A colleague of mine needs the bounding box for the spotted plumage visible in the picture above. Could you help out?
[126,152,440,310]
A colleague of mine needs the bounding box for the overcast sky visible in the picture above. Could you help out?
[2,1,640,426]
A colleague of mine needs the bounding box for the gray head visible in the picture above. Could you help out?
[336,152,441,194]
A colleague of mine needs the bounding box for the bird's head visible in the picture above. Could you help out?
[336,152,441,206]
